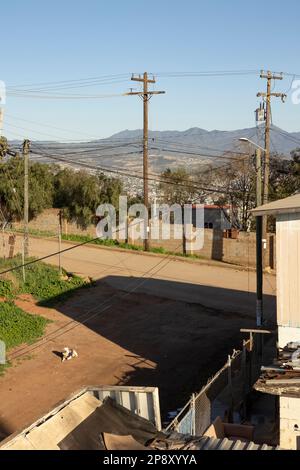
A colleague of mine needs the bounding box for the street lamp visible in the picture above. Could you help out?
[238,137,265,327]
[238,137,266,154]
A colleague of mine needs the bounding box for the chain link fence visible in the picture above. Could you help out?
[167,333,263,436]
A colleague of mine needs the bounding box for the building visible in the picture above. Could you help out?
[192,205,232,230]
[252,193,300,449]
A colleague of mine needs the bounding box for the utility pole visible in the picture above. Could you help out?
[257,71,286,269]
[127,73,165,251]
[58,210,62,276]
[23,139,30,258]
[257,71,286,206]
[255,148,263,326]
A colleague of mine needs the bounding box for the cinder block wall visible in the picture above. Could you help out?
[12,208,276,269]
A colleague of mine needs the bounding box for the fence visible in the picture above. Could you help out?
[166,333,263,436]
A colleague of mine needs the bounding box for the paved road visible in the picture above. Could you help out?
[8,235,276,319]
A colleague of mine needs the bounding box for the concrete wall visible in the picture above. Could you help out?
[12,208,276,268]
[280,396,300,449]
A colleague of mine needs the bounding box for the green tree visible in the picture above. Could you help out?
[98,172,123,208]
[53,168,123,228]
[159,167,198,205]
[0,157,54,223]
[0,137,9,159]
[269,152,300,202]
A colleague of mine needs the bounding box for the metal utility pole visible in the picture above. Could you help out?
[256,148,262,208]
[238,138,265,325]
[255,148,263,326]
[23,139,30,258]
[127,73,165,251]
[58,210,62,276]
[257,71,286,207]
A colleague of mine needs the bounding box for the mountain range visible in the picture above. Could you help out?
[108,125,300,156]
[14,125,300,174]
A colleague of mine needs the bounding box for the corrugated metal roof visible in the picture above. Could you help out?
[197,436,279,450]
[252,193,300,216]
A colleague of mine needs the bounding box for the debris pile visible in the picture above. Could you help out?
[254,341,300,396]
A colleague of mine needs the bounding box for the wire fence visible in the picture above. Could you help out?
[166,334,263,436]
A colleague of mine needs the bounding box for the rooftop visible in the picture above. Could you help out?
[252,193,300,216]
[0,386,278,451]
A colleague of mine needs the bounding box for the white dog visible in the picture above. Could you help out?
[61,347,78,362]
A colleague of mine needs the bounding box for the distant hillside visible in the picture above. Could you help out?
[11,125,300,174]
[107,125,300,156]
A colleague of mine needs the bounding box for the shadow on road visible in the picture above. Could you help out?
[42,275,276,417]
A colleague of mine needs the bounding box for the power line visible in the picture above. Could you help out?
[7,237,184,361]
[4,129,258,197]
[7,78,129,94]
[270,126,300,147]
[4,113,129,142]
[7,91,127,100]
[6,73,130,89]
[30,144,256,197]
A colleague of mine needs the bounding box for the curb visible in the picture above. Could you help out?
[12,233,276,276]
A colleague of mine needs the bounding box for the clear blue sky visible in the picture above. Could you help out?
[1,0,300,141]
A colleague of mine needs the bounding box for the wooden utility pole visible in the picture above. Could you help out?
[257,71,286,207]
[23,139,30,258]
[127,73,165,251]
[257,71,286,269]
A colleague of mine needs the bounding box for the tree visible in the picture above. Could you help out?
[269,152,300,202]
[159,167,198,205]
[211,159,256,230]
[98,172,123,209]
[53,168,123,228]
[0,137,9,160]
[0,157,54,224]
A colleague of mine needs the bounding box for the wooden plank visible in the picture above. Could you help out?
[265,378,300,385]
[240,328,273,334]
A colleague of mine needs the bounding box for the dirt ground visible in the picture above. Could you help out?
[0,277,256,440]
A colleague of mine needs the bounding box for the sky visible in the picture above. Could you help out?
[1,0,300,141]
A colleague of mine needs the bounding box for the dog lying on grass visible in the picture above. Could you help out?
[61,347,78,362]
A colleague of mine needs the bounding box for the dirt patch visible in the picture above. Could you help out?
[0,280,254,438]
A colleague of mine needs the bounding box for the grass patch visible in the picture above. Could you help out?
[0,255,88,306]
[11,227,206,261]
[0,279,15,298]
[0,255,89,376]
[0,301,50,375]
[0,302,49,349]
[61,233,144,251]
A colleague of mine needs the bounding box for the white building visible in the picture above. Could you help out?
[253,193,300,450]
